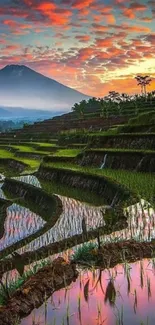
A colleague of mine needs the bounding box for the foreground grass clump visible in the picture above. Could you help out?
[41,161,155,203]
[72,242,98,262]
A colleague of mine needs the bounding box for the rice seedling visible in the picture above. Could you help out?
[40,179,105,206]
[71,242,97,263]
[147,276,151,300]
[41,161,155,203]
[140,317,149,325]
[53,149,82,157]
[133,289,138,313]
[114,305,124,325]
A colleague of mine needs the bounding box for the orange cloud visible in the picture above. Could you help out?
[95,37,113,48]
[123,8,135,19]
[3,20,31,29]
[37,2,56,11]
[75,35,91,42]
[36,2,72,25]
[92,23,109,31]
[106,14,116,24]
[72,0,94,9]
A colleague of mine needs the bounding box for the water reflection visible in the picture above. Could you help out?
[13,175,41,188]
[0,182,45,250]
[0,183,6,199]
[21,258,155,325]
[18,195,106,254]
[103,199,155,244]
[0,204,45,250]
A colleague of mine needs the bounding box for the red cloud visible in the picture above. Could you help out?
[95,37,113,48]
[75,35,91,42]
[91,23,108,31]
[3,20,32,29]
[123,8,135,19]
[37,2,56,11]
[72,0,94,9]
[36,1,72,25]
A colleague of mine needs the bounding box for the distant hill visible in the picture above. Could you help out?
[0,65,90,111]
[0,106,65,122]
[0,107,11,117]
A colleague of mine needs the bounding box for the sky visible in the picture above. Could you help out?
[0,0,154,97]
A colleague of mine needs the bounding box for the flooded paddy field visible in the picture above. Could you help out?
[0,135,155,325]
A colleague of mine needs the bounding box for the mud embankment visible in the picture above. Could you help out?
[0,213,128,275]
[15,151,45,160]
[77,150,155,172]
[37,165,136,207]
[0,257,78,325]
[76,240,155,269]
[0,158,28,172]
[43,155,75,164]
[0,198,11,239]
[90,134,155,150]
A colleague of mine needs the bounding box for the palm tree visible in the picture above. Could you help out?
[135,75,152,96]
[100,100,109,118]
[105,91,121,116]
[72,101,86,118]
[72,102,79,114]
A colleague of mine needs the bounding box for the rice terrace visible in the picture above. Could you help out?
[0,1,155,324]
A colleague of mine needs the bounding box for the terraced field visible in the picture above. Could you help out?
[0,117,155,325]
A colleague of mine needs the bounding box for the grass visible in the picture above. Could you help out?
[53,149,82,157]
[31,142,57,147]
[0,148,14,158]
[71,242,97,262]
[41,161,155,203]
[84,148,155,154]
[40,179,106,206]
[0,148,40,173]
[9,145,53,155]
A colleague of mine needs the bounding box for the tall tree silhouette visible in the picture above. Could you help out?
[135,75,152,96]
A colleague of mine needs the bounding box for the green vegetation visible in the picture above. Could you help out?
[0,82,155,325]
[71,242,97,262]
[84,148,155,154]
[0,144,53,175]
[53,148,82,157]
[41,161,155,203]
[40,179,106,206]
[128,111,155,126]
[72,90,155,119]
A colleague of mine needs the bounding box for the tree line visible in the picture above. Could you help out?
[72,75,154,118]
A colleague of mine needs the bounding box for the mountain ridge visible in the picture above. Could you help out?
[0,65,91,111]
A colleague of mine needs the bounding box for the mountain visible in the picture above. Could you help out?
[0,107,11,117]
[0,65,90,111]
[0,106,64,121]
